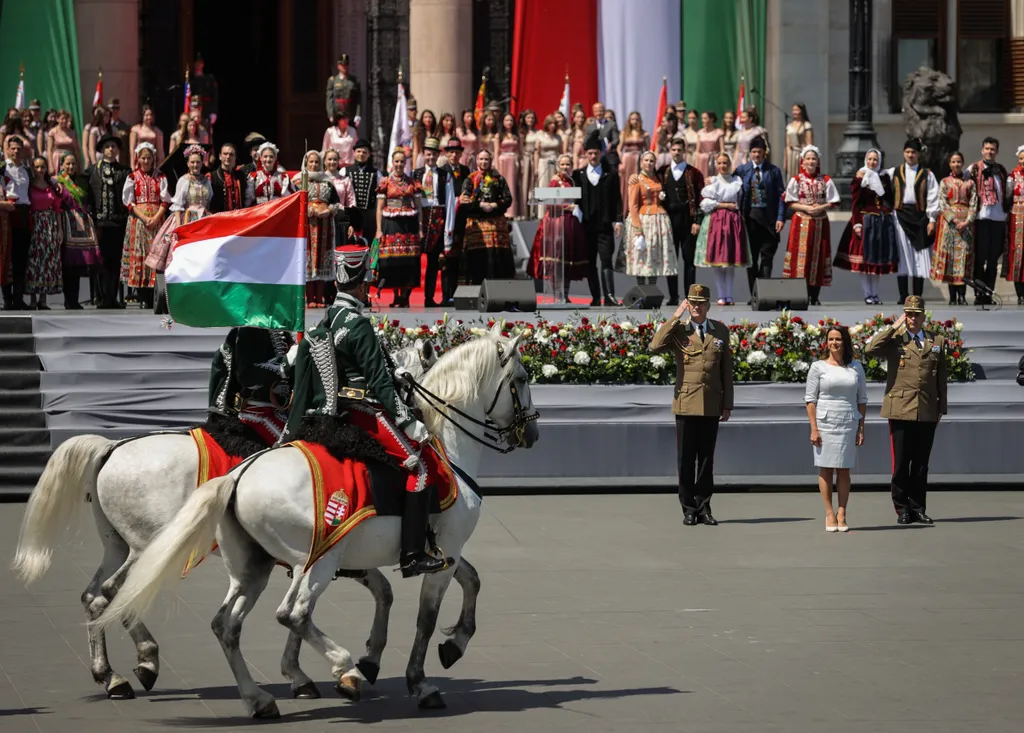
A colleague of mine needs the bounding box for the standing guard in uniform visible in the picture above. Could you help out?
[190,54,219,133]
[649,284,734,526]
[864,296,946,524]
[208,327,295,447]
[346,139,382,242]
[326,54,362,130]
[282,244,447,578]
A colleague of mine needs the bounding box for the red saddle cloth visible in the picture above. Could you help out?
[181,427,248,576]
[292,438,459,574]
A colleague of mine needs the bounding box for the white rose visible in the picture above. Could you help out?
[792,360,809,374]
[558,328,569,338]
[541,364,558,377]
[651,355,666,369]
[430,325,440,335]
[573,351,591,365]
[806,325,821,337]
[522,328,533,339]
[746,351,768,365]
[602,325,615,337]
[469,327,487,337]
[620,321,635,332]
[849,324,863,335]
[768,325,780,336]
[955,322,964,332]
[729,333,739,347]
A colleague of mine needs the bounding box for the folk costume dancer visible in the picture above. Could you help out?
[413,137,456,307]
[244,142,291,207]
[572,130,623,306]
[442,138,471,305]
[733,135,786,299]
[84,133,130,308]
[864,296,946,525]
[658,138,704,304]
[209,327,294,447]
[294,149,341,308]
[346,139,382,242]
[966,138,1010,305]
[782,146,839,305]
[886,139,939,305]
[649,284,734,525]
[121,142,171,309]
[282,244,447,578]
[1006,147,1024,304]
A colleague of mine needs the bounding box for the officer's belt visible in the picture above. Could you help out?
[338,387,367,401]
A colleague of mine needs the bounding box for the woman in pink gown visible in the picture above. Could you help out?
[618,111,650,217]
[695,111,724,177]
[46,111,81,175]
[129,106,165,168]
[495,113,522,219]
[321,114,356,166]
[457,109,480,172]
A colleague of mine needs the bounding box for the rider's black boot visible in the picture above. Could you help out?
[400,490,448,578]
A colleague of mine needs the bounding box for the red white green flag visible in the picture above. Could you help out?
[165,192,307,331]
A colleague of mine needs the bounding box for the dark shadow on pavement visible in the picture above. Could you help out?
[938,516,1021,523]
[0,707,49,716]
[145,676,688,726]
[851,524,933,531]
[718,517,814,524]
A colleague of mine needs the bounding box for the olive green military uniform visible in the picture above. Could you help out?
[325,72,362,124]
[863,296,947,519]
[649,284,734,521]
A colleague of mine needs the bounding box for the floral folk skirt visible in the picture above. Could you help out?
[623,212,677,277]
[376,215,421,288]
[121,203,162,288]
[1006,205,1024,283]
[25,210,63,295]
[783,212,832,287]
[307,210,336,282]
[462,214,514,285]
[834,212,899,275]
[931,205,974,285]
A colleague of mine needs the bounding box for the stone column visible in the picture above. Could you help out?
[74,0,140,124]
[1011,0,1024,111]
[409,0,473,117]
[833,0,879,209]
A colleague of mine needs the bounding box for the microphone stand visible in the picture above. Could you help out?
[965,279,1001,311]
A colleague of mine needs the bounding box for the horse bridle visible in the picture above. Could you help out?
[404,344,539,454]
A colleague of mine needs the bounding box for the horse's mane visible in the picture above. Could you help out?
[417,335,515,437]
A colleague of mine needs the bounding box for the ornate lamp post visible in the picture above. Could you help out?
[833,0,880,209]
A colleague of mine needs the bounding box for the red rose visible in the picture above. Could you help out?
[391,320,400,328]
[741,339,749,348]
[792,316,803,324]
[502,330,509,337]
[581,317,589,325]
[487,320,495,327]
[550,349,557,357]
[818,319,825,326]
[953,351,960,358]
[776,347,784,356]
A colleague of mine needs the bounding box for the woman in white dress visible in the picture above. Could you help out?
[804,325,867,532]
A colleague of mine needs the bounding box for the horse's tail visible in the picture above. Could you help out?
[91,474,237,633]
[12,435,115,585]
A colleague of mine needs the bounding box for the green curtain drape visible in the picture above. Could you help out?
[0,0,83,125]
[681,0,766,121]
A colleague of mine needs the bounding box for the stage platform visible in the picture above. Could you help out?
[1,301,1021,497]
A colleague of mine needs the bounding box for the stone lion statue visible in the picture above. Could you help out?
[902,67,962,179]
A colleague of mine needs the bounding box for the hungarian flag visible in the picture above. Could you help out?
[651,77,667,151]
[473,76,486,128]
[183,72,191,116]
[92,71,103,107]
[736,77,745,129]
[165,192,307,331]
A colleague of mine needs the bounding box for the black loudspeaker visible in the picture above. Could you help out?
[752,278,809,311]
[452,285,481,310]
[478,279,537,312]
[622,284,664,309]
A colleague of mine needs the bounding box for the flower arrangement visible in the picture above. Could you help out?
[370,311,974,385]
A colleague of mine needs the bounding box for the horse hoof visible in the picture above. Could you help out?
[356,659,380,685]
[335,675,361,702]
[134,666,158,692]
[252,700,281,719]
[438,640,463,670]
[419,690,446,710]
[292,681,321,699]
[107,680,135,700]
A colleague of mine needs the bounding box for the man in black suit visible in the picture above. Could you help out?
[572,130,622,305]
[84,134,131,309]
[207,143,243,213]
[412,137,454,307]
[584,101,620,169]
[658,138,705,303]
[441,139,471,306]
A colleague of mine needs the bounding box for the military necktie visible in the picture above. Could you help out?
[914,334,922,348]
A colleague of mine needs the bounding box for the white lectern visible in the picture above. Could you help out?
[532,186,582,307]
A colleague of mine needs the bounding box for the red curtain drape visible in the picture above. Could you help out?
[511,0,599,120]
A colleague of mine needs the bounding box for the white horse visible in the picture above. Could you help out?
[94,326,538,717]
[11,342,443,701]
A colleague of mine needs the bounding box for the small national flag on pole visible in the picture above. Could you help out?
[736,76,745,129]
[183,70,191,116]
[14,65,24,110]
[92,67,103,107]
[387,70,411,173]
[558,74,571,123]
[165,192,308,331]
[473,74,486,128]
[651,77,667,152]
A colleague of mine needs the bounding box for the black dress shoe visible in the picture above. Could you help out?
[701,513,718,526]
[897,511,914,525]
[914,512,934,525]
[683,513,698,526]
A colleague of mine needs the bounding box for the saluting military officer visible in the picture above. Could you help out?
[649,284,734,526]
[864,295,947,524]
[326,54,362,129]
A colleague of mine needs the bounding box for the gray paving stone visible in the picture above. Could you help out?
[1,491,1023,731]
